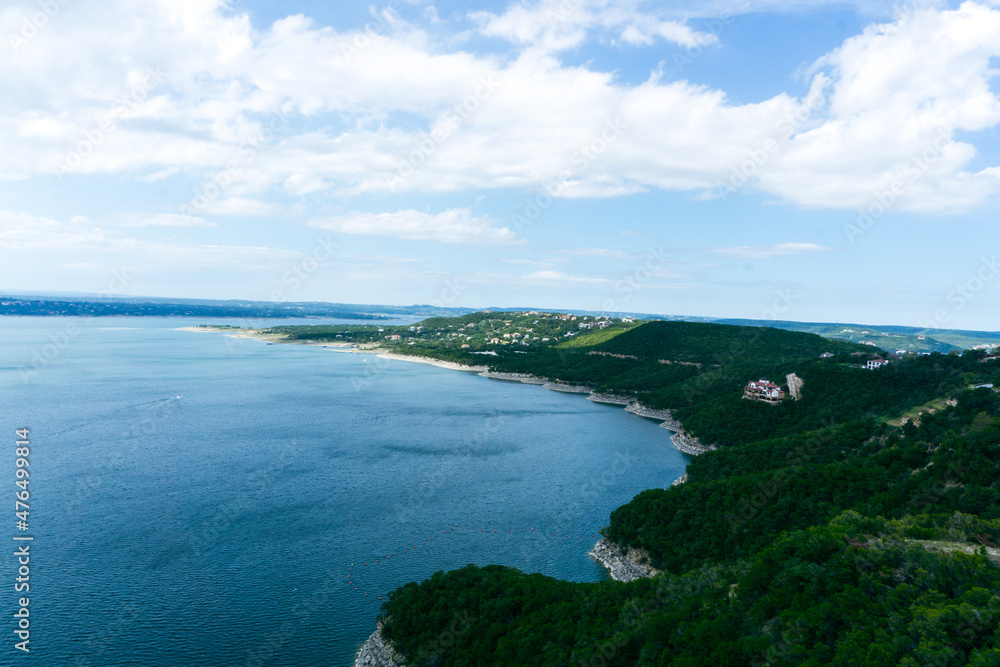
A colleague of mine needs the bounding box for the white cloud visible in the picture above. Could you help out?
[308,209,520,245]
[561,247,638,259]
[711,242,835,260]
[119,213,215,227]
[203,197,274,216]
[470,0,719,52]
[0,209,295,268]
[0,0,996,215]
[523,270,608,283]
[757,2,1000,212]
[503,258,555,267]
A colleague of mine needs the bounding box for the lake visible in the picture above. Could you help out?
[0,317,686,666]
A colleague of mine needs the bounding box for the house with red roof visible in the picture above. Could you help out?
[743,378,786,405]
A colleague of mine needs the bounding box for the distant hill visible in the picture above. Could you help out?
[594,320,864,365]
[715,318,1000,354]
[7,293,998,352]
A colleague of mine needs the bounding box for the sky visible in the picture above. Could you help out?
[1,0,999,329]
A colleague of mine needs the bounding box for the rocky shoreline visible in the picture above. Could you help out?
[669,430,717,456]
[543,381,593,393]
[355,624,408,667]
[588,393,634,405]
[624,402,673,421]
[478,371,548,384]
[588,538,660,582]
[187,328,723,457]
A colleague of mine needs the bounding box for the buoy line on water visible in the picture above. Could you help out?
[346,523,601,601]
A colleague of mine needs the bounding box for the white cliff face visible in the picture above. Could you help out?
[355,624,408,667]
[588,538,660,582]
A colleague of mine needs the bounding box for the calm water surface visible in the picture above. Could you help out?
[0,317,686,666]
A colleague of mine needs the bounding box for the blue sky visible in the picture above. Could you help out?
[1,0,999,328]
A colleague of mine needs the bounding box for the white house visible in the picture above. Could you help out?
[743,379,786,405]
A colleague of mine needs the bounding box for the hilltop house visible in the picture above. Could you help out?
[744,379,786,405]
[866,358,889,370]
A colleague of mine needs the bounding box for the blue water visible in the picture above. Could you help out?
[0,317,686,666]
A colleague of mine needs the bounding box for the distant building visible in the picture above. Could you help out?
[385,334,401,341]
[743,379,786,405]
[819,352,834,359]
[866,358,889,369]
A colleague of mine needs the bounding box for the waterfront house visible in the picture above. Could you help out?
[743,379,786,405]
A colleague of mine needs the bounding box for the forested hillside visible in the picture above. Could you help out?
[266,314,1000,665]
[380,389,1000,666]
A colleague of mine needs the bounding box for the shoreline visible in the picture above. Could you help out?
[194,328,490,372]
[186,324,701,663]
[355,623,408,667]
[369,352,488,373]
[669,431,717,456]
[183,327,721,457]
[588,537,660,582]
